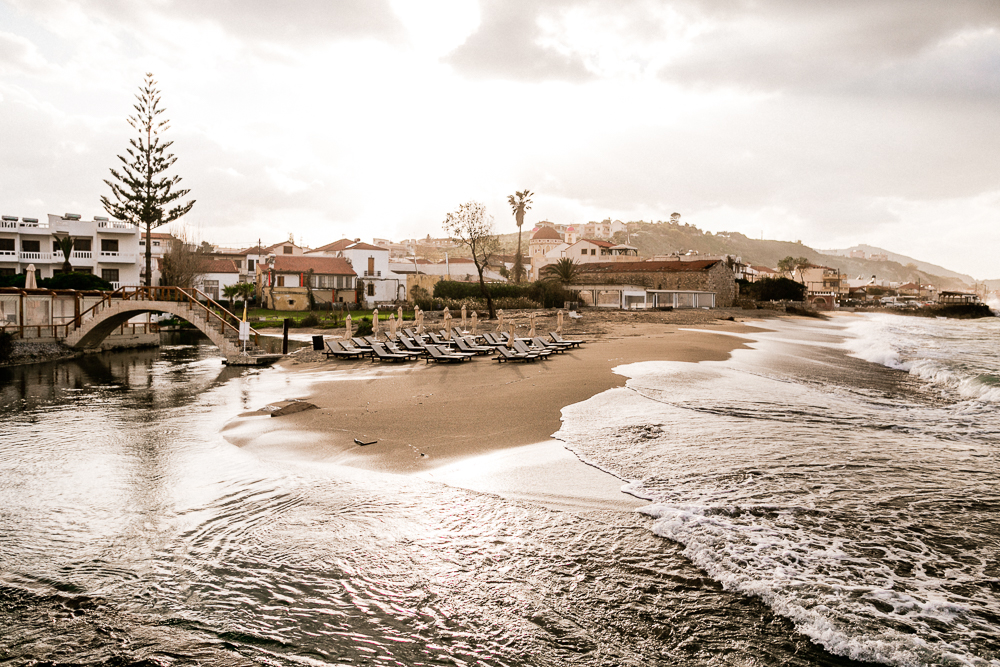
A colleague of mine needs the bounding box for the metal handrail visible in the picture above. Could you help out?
[69,286,261,348]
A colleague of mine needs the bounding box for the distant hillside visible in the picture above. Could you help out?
[818,244,974,284]
[617,221,972,290]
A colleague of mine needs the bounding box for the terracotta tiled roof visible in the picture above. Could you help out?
[531,227,563,241]
[577,260,723,273]
[271,256,356,275]
[198,259,241,274]
[579,239,615,248]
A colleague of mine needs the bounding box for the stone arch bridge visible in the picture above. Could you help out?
[64,287,270,364]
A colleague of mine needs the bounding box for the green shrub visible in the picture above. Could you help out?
[739,277,806,302]
[354,317,373,336]
[42,273,114,291]
[431,280,576,309]
[300,312,320,328]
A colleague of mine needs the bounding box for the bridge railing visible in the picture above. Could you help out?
[2,322,158,341]
[68,286,261,348]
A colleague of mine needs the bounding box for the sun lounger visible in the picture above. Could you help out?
[427,332,454,347]
[453,337,493,355]
[550,332,583,347]
[350,337,374,352]
[494,346,538,362]
[340,339,373,356]
[514,339,552,358]
[481,332,508,347]
[533,336,569,352]
[397,336,429,355]
[324,340,367,359]
[424,344,473,363]
[370,342,413,362]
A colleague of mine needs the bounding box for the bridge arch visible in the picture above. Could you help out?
[65,300,242,356]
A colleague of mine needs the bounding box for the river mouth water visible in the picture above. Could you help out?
[1,330,904,666]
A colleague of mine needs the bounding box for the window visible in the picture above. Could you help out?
[101,269,119,283]
[0,268,15,276]
[312,274,336,289]
[140,240,145,246]
[580,249,587,255]
[76,268,93,275]
[21,240,40,252]
[75,239,91,251]
[247,259,255,271]
[590,248,596,255]
[283,246,293,254]
[101,239,119,252]
[153,241,160,247]
[203,279,219,300]
[277,276,285,287]
[0,238,14,251]
[367,283,375,296]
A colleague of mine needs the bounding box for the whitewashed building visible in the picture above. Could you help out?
[307,239,401,306]
[0,213,141,288]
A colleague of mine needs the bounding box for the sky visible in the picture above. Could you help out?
[1,0,999,278]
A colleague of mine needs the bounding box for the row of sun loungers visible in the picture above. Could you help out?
[323,330,584,364]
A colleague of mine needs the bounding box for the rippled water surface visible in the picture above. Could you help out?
[558,314,1000,666]
[1,323,975,666]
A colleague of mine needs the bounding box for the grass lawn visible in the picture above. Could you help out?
[244,308,415,329]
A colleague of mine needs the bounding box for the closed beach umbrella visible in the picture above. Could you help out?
[496,309,504,332]
[345,314,353,340]
[389,313,397,339]
[25,264,37,289]
[461,304,467,331]
[557,309,564,334]
[398,305,403,324]
[471,311,478,335]
[507,321,516,348]
[528,312,536,338]
[416,307,424,334]
[443,307,452,339]
[372,308,380,339]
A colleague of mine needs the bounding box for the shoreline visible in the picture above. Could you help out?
[221,310,774,512]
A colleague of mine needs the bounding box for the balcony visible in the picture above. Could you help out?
[19,251,54,262]
[97,220,136,233]
[363,270,382,278]
[99,252,136,263]
[0,250,16,262]
[0,219,17,230]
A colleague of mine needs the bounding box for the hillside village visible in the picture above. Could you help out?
[1,211,992,316]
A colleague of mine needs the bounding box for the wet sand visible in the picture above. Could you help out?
[222,312,771,512]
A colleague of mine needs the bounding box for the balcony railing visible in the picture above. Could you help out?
[99,252,135,263]
[71,251,93,260]
[363,270,382,277]
[19,251,53,262]
[0,250,16,260]
[0,220,17,230]
[97,220,136,232]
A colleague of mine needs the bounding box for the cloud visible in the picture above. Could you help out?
[0,31,52,75]
[5,0,405,47]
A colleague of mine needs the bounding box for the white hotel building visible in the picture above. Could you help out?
[0,213,142,289]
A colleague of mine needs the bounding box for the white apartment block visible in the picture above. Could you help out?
[0,213,141,289]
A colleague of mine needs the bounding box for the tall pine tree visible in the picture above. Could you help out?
[102,73,194,287]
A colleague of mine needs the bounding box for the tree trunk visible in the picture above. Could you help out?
[514,227,523,284]
[144,222,153,287]
[474,261,495,319]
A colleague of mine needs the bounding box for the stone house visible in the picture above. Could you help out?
[573,259,737,307]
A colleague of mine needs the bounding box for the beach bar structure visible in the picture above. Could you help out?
[573,284,717,309]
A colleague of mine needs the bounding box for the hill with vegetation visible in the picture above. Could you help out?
[613,221,972,291]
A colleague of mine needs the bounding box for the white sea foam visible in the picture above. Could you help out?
[842,314,1000,402]
[556,318,1000,666]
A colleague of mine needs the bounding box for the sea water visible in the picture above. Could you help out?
[557,313,1000,666]
[2,317,997,666]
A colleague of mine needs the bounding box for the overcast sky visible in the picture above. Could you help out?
[2,0,999,277]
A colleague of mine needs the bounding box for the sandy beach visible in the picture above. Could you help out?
[222,308,778,512]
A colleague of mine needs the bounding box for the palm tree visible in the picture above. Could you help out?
[542,257,579,284]
[223,282,256,315]
[52,234,74,274]
[507,189,533,283]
